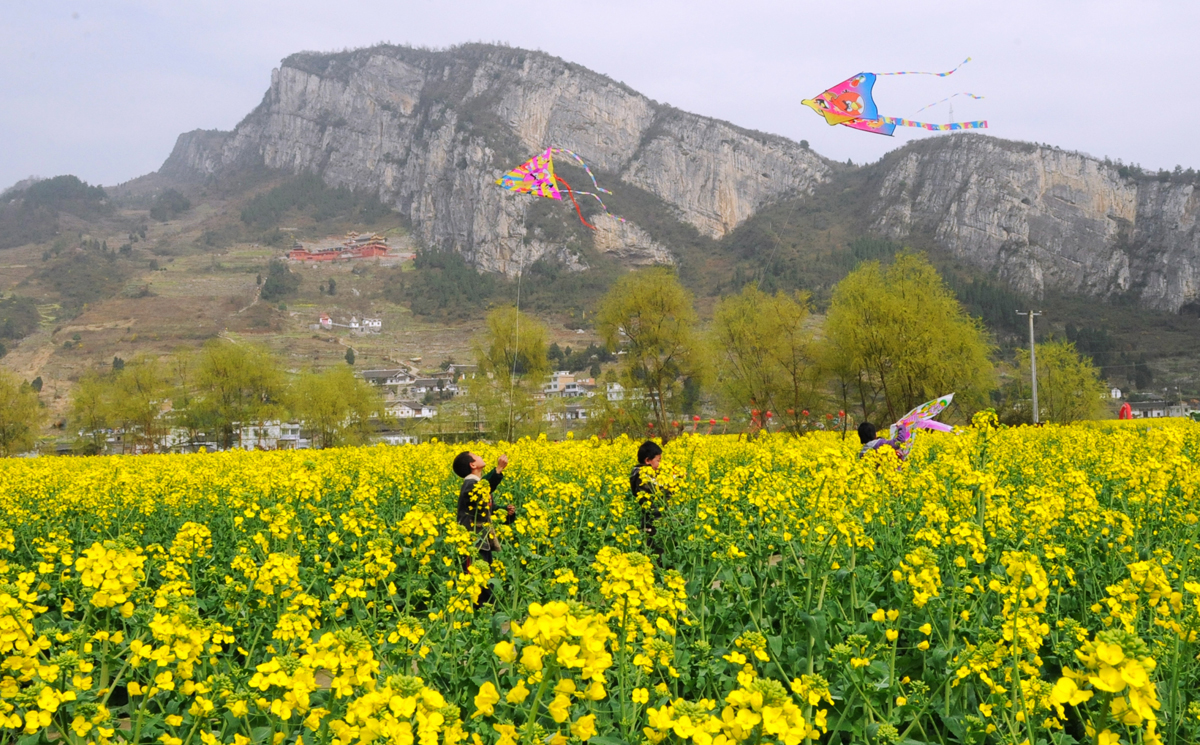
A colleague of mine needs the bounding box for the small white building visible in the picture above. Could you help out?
[606,382,625,401]
[1110,387,1122,399]
[565,404,589,421]
[362,317,382,332]
[388,401,437,419]
[1129,401,1168,419]
[319,313,333,330]
[377,434,419,445]
[237,421,307,450]
[361,368,413,393]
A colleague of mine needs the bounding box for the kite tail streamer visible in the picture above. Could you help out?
[571,190,627,224]
[881,117,988,131]
[913,92,985,114]
[555,176,597,230]
[877,56,972,77]
[550,148,613,195]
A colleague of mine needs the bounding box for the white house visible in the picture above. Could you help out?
[606,382,625,401]
[565,404,589,421]
[377,434,419,445]
[1129,401,1168,419]
[361,368,414,394]
[362,317,382,332]
[388,401,437,419]
[237,421,307,450]
[1110,387,1122,399]
[562,379,595,398]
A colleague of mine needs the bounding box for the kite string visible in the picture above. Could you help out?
[877,56,972,77]
[913,92,984,114]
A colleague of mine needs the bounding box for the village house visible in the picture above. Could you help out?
[361,368,414,395]
[387,401,437,419]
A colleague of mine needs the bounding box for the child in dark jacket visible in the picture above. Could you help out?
[630,441,667,556]
[453,451,515,605]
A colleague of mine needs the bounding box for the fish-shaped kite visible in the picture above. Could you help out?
[803,58,987,137]
[496,147,625,229]
[891,393,956,439]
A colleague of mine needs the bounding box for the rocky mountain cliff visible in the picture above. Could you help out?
[160,43,830,275]
[159,43,1199,314]
[867,136,1199,314]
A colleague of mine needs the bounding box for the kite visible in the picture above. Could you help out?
[496,147,625,229]
[891,392,956,439]
[802,58,987,137]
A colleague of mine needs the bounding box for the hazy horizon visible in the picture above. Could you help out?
[3,1,1198,189]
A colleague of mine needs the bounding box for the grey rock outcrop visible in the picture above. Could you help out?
[160,44,830,274]
[869,135,1199,313]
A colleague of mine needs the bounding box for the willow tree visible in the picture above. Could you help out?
[710,284,823,432]
[69,370,112,454]
[0,370,42,456]
[110,356,172,453]
[289,365,385,448]
[471,305,550,441]
[825,252,995,424]
[1016,340,1107,423]
[596,268,704,435]
[192,340,286,449]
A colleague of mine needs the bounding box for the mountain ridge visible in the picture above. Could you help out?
[157,42,1199,315]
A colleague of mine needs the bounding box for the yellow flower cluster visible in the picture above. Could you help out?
[74,541,145,611]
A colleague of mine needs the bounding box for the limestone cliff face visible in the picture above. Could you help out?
[161,44,830,273]
[869,135,1199,313]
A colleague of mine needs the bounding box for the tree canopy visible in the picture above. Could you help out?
[192,341,286,448]
[469,306,550,440]
[710,284,822,433]
[596,268,705,434]
[0,370,42,456]
[289,366,384,448]
[1017,340,1108,423]
[824,252,995,424]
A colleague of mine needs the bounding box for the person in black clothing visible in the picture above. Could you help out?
[453,451,515,605]
[630,441,667,557]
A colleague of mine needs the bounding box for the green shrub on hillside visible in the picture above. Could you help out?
[260,260,300,301]
[150,189,192,222]
[0,296,41,341]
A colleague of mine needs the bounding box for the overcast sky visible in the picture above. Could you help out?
[3,0,1198,190]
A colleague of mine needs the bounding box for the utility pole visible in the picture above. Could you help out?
[1017,311,1042,423]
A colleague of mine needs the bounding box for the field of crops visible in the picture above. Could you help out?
[2,418,1199,745]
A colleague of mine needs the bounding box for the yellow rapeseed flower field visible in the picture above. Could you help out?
[1,418,1199,745]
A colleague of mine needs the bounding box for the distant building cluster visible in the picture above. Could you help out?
[317,314,382,333]
[1124,400,1200,419]
[360,363,479,421]
[288,232,391,262]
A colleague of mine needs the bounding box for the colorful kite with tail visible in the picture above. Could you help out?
[803,58,987,137]
[496,147,626,229]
